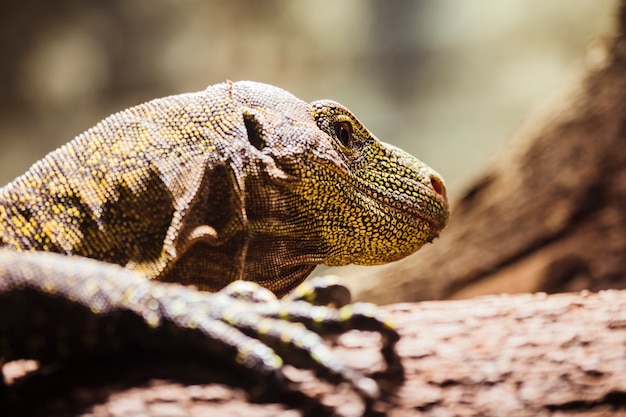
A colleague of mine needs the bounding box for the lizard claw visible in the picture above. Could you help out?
[158,279,398,399]
[283,275,353,308]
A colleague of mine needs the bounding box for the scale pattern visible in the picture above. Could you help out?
[0,81,448,401]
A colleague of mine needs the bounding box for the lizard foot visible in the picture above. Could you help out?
[163,279,399,399]
[0,252,400,403]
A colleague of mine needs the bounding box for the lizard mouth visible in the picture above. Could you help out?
[345,178,448,265]
[364,175,449,231]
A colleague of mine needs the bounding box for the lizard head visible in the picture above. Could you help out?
[226,81,449,290]
[303,100,450,266]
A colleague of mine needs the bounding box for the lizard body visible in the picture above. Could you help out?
[0,81,448,402]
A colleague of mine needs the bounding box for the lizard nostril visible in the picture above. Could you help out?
[430,175,446,197]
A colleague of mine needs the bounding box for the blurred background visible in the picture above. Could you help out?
[0,0,617,197]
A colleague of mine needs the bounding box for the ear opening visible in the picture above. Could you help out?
[243,111,266,150]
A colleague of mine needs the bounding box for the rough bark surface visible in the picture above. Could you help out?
[338,2,626,304]
[6,290,626,417]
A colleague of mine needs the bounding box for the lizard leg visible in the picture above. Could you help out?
[0,251,396,401]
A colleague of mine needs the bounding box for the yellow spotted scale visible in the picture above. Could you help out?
[0,81,448,402]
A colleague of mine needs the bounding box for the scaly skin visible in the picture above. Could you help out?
[0,81,447,295]
[0,81,448,403]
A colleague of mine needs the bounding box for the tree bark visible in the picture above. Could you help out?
[337,1,626,305]
[7,290,626,417]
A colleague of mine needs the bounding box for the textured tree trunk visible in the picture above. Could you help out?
[339,1,626,305]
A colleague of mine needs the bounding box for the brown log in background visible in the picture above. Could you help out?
[340,2,626,305]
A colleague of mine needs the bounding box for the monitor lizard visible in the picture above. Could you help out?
[0,80,449,402]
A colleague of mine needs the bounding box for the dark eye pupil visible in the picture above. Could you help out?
[335,123,353,148]
[340,127,349,145]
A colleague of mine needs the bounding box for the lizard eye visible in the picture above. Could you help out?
[334,122,354,149]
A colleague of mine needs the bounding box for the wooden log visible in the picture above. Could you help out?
[6,290,626,416]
